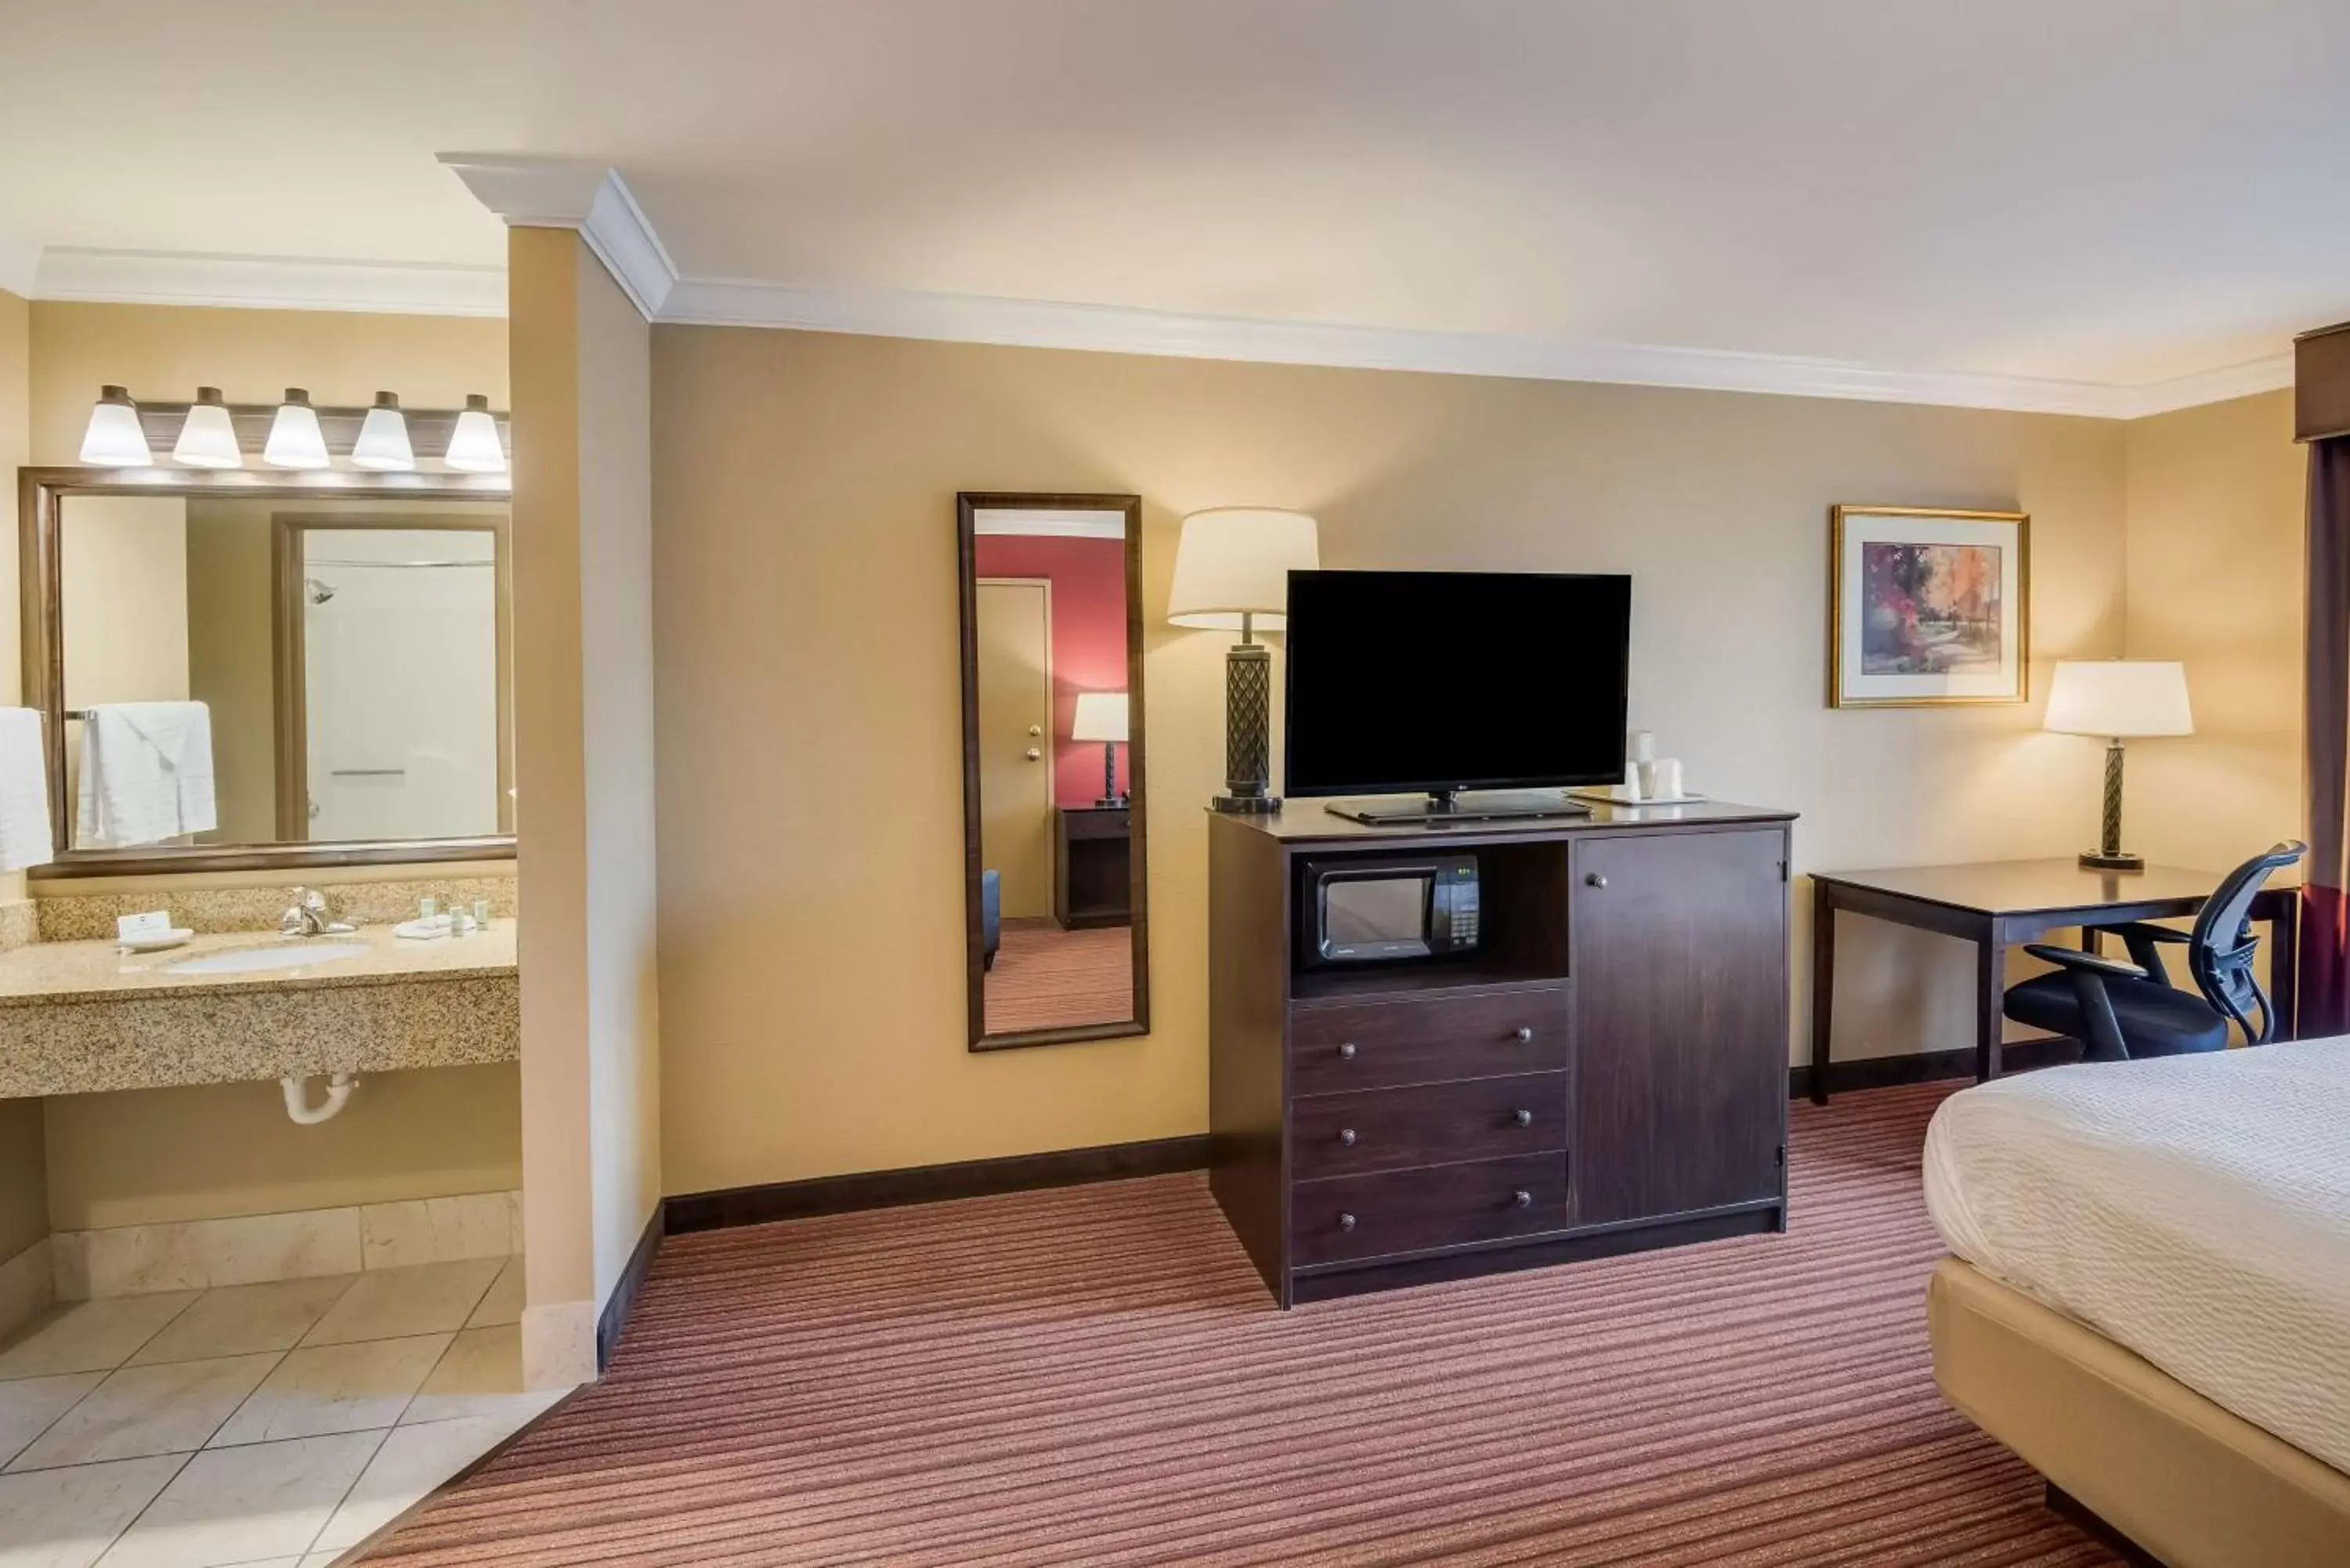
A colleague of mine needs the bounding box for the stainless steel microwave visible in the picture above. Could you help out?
[1300,854,1480,966]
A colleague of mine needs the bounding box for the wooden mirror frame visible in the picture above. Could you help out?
[957,492,1150,1050]
[19,466,515,879]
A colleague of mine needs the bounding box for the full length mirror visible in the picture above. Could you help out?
[22,471,514,874]
[958,493,1149,1049]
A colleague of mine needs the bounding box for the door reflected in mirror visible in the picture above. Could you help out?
[959,494,1148,1049]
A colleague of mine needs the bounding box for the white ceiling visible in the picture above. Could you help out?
[3,0,2346,406]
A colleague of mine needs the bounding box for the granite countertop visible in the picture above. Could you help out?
[0,920,517,1009]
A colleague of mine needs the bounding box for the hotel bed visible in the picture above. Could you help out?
[1921,1039,2350,1566]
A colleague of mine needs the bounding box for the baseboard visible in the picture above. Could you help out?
[597,1202,664,1371]
[0,1236,54,1339]
[665,1133,1213,1234]
[1788,1036,2081,1100]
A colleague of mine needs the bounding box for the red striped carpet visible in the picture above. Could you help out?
[985,920,1136,1034]
[360,1083,2117,1566]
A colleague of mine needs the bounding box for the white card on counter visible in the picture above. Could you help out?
[117,911,172,941]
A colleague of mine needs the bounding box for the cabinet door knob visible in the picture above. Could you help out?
[1513,1108,1534,1127]
[1513,1026,1534,1042]
[1337,1042,1358,1060]
[1513,1189,1534,1209]
[1585,872,1608,888]
[1338,1128,1358,1147]
[1337,1212,1358,1232]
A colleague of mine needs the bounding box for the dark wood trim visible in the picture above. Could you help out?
[1291,1205,1780,1302]
[270,511,514,842]
[956,492,1151,1051]
[2294,319,2350,443]
[1788,1036,2081,1101]
[18,466,514,878]
[2044,1484,2163,1568]
[597,1201,665,1371]
[664,1133,1210,1234]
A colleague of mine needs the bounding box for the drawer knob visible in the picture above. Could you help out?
[1585,872,1608,888]
[1338,1128,1358,1147]
[1513,1189,1534,1209]
[1337,1042,1358,1060]
[1513,1026,1534,1043]
[1513,1108,1534,1128]
[1337,1212,1358,1232]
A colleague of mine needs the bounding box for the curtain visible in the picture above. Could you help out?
[2303,436,2350,1035]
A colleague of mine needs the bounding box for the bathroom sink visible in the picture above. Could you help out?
[164,941,370,976]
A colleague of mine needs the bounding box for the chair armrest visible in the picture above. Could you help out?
[2023,944,2148,982]
[2091,920,2189,945]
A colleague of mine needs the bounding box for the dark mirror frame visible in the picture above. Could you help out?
[19,466,516,879]
[957,492,1150,1050]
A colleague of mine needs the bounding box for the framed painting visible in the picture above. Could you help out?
[1829,505,2028,708]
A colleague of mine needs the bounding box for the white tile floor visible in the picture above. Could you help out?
[0,1257,562,1568]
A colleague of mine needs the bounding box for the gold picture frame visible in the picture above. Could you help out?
[1829,504,2030,708]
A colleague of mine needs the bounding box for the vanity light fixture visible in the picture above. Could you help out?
[263,388,331,469]
[170,387,244,468]
[78,385,153,467]
[443,393,507,474]
[350,391,416,471]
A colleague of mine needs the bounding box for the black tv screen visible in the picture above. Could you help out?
[1283,570,1631,797]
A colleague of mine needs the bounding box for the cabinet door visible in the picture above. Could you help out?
[1571,828,1788,1226]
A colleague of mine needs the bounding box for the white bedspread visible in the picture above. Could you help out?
[1922,1039,2350,1476]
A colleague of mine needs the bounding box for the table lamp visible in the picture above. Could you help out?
[1072,690,1130,807]
[2043,659,2193,871]
[1168,508,1320,814]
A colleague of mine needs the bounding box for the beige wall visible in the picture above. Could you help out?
[0,286,39,1264]
[0,1100,41,1263]
[43,1065,521,1230]
[650,327,2131,1197]
[20,301,518,1233]
[2122,391,2305,871]
[184,503,277,844]
[510,228,660,1370]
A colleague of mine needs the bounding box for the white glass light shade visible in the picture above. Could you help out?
[171,387,243,468]
[79,386,152,467]
[444,394,506,473]
[1166,508,1321,630]
[1071,691,1130,744]
[2043,660,2193,738]
[263,388,330,469]
[350,392,415,471]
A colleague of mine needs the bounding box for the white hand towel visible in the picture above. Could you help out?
[74,701,219,849]
[0,708,52,872]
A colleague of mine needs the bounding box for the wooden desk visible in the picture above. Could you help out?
[1808,859,2299,1105]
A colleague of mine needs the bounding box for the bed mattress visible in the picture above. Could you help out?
[1922,1039,2350,1476]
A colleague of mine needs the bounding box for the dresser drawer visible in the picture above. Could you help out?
[1289,985,1571,1096]
[1289,1071,1567,1180]
[1292,1152,1571,1266]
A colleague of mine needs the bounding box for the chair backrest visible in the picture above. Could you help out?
[2187,840,2307,1043]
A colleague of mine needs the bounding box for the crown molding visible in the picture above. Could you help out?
[972,507,1130,539]
[2115,352,2296,418]
[29,247,505,316]
[662,276,2164,418]
[437,154,675,319]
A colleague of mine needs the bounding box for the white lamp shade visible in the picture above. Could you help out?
[350,396,415,471]
[1167,508,1320,630]
[444,396,506,473]
[2043,660,2193,738]
[263,389,330,469]
[79,388,152,467]
[171,389,242,468]
[1071,691,1130,744]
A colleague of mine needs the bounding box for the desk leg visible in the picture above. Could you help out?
[2272,894,2300,1042]
[1810,883,1836,1105]
[1976,923,2005,1084]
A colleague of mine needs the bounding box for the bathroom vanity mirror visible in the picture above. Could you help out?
[20,469,514,875]
[957,493,1149,1049]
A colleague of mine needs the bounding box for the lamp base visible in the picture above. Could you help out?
[1213,793,1281,815]
[2077,850,2145,873]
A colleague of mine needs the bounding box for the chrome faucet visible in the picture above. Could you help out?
[281,888,355,937]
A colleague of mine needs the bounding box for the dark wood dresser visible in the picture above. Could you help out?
[1055,805,1133,928]
[1208,800,1795,1305]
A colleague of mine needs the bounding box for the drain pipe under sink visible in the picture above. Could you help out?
[281,1072,361,1125]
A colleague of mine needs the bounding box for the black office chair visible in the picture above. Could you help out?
[2003,840,2307,1061]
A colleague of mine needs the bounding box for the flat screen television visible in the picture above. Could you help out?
[1283,569,1631,822]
